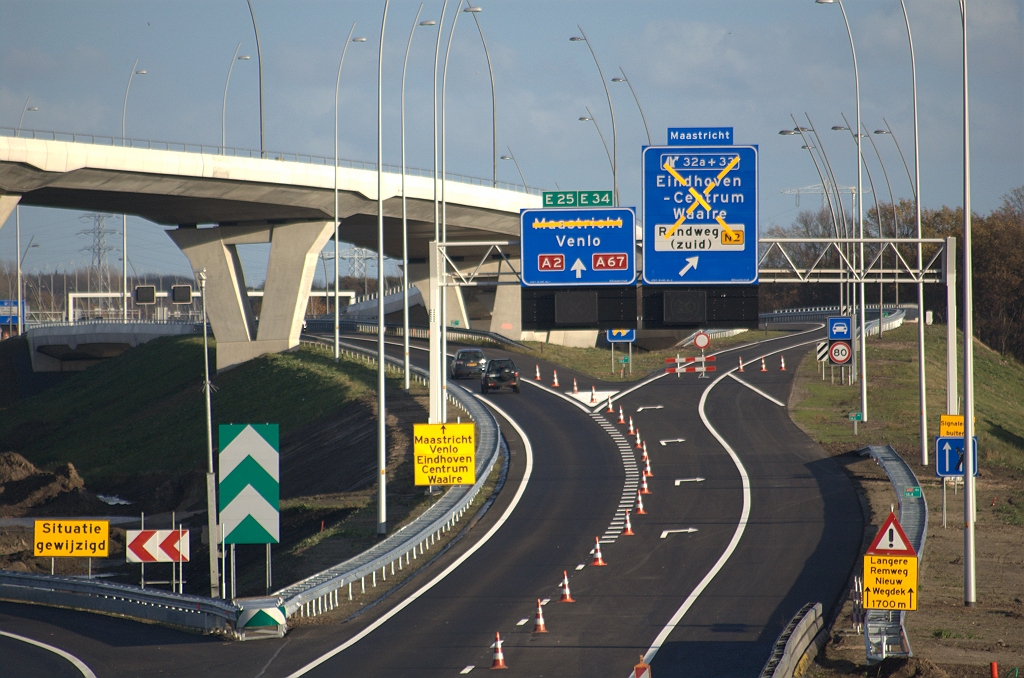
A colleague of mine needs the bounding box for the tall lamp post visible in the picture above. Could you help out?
[612,69,651,146]
[222,45,251,153]
[376,0,390,536]
[579,108,615,189]
[500,147,528,189]
[571,27,617,206]
[122,59,146,324]
[246,0,265,157]
[197,269,219,598]
[816,0,867,422]
[464,5,496,187]
[17,97,39,133]
[334,26,367,363]
[402,7,437,390]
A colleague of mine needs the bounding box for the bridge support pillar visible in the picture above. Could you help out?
[168,221,333,371]
[408,256,522,339]
[0,194,20,228]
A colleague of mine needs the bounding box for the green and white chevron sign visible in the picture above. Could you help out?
[219,424,279,544]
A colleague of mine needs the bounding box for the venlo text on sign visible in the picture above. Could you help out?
[34,519,109,557]
[413,422,476,486]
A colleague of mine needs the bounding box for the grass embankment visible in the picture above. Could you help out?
[516,329,788,382]
[789,323,1024,475]
[0,336,405,484]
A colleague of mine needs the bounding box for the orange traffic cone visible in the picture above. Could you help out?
[635,430,643,449]
[590,386,597,404]
[634,655,652,678]
[760,356,767,372]
[739,356,745,372]
[533,598,548,633]
[606,394,614,412]
[559,570,575,602]
[618,406,626,424]
[644,457,653,478]
[490,632,508,669]
[591,537,607,566]
[573,378,579,394]
[622,510,635,536]
[635,489,647,515]
[535,364,542,381]
[640,475,652,495]
[780,356,787,371]
[552,370,560,388]
[628,416,635,435]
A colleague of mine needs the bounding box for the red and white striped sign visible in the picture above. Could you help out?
[666,365,717,374]
[126,529,190,563]
[665,356,716,364]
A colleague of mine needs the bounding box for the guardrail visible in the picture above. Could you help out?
[280,337,502,619]
[304,319,529,351]
[760,602,825,678]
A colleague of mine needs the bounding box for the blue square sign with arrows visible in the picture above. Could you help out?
[520,207,636,287]
[606,329,636,343]
[642,144,758,285]
[935,436,979,477]
[828,317,852,341]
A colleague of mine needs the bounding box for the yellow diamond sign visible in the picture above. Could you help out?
[413,422,476,486]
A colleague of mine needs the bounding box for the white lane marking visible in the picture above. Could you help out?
[575,564,586,570]
[659,438,686,446]
[636,405,664,411]
[0,631,97,678]
[516,619,529,626]
[461,666,475,674]
[635,336,822,672]
[727,373,786,407]
[285,398,534,677]
[660,528,699,538]
[674,478,705,485]
[540,598,550,605]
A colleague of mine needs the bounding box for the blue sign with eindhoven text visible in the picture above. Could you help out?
[520,207,636,287]
[667,127,734,146]
[642,144,758,285]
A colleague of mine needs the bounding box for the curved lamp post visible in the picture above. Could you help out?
[500,147,528,189]
[579,108,614,189]
[571,27,617,205]
[612,69,651,146]
[334,27,367,362]
[245,0,265,157]
[17,97,38,133]
[428,0,450,426]
[817,0,867,422]
[122,60,146,323]
[463,5,497,187]
[401,7,436,390]
[222,45,251,153]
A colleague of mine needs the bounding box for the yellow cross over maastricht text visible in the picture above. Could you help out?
[662,156,741,242]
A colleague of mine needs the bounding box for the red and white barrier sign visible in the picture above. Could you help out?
[665,355,716,364]
[666,365,717,374]
[126,529,190,563]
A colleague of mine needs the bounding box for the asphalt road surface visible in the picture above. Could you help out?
[0,326,862,677]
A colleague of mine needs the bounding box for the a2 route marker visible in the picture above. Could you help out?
[862,512,918,611]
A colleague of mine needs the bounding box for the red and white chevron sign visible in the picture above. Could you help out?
[126,529,190,563]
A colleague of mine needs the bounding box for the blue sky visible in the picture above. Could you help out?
[1,0,1021,284]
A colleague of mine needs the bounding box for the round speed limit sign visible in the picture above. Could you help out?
[694,331,710,349]
[829,340,852,365]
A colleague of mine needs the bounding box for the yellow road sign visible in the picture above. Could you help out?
[34,519,109,557]
[862,554,918,610]
[413,422,476,486]
[939,414,974,437]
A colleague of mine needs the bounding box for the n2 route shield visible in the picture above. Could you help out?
[642,145,758,285]
[520,207,636,286]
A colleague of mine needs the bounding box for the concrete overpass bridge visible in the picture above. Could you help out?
[0,129,538,368]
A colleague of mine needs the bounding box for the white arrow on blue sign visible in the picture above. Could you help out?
[935,436,979,478]
[520,207,636,287]
[642,144,758,285]
[828,317,852,341]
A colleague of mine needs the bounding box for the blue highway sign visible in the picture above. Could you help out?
[642,144,758,285]
[936,436,979,477]
[606,329,636,343]
[520,207,636,287]
[667,127,734,146]
[828,317,852,341]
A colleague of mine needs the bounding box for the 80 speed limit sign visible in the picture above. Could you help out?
[829,340,852,365]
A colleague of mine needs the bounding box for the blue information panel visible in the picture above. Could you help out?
[828,317,853,341]
[520,207,636,287]
[935,436,979,478]
[0,300,23,325]
[667,127,734,146]
[606,329,636,343]
[642,145,758,285]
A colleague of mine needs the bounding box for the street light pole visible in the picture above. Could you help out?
[429,0,450,426]
[122,59,146,325]
[222,44,251,153]
[246,0,265,158]
[376,0,390,536]
[500,147,528,188]
[335,25,366,363]
[571,27,617,206]
[612,69,651,146]
[402,7,436,391]
[817,0,867,421]
[17,97,38,133]
[464,5,496,187]
[579,108,614,189]
[861,121,899,331]
[198,269,219,598]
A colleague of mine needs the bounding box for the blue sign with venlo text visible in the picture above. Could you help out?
[520,207,636,287]
[642,144,758,285]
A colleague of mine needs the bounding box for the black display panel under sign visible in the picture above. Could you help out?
[522,286,637,331]
[642,285,758,330]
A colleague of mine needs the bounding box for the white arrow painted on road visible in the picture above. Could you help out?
[571,258,586,279]
[678,256,699,277]
[637,405,664,412]
[660,438,686,446]
[674,478,705,485]
[660,528,699,538]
